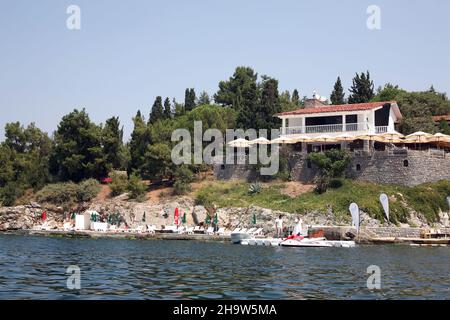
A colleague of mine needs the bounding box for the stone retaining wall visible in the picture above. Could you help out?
[214,150,450,187]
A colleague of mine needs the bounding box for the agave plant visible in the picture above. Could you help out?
[248,182,262,195]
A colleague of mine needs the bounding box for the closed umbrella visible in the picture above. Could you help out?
[41,211,47,221]
[205,215,211,225]
[214,213,219,225]
[252,213,257,225]
[174,208,180,226]
[182,212,187,224]
[142,212,146,223]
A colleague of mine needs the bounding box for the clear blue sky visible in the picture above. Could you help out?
[1,0,449,140]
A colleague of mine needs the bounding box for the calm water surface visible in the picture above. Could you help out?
[0,234,448,299]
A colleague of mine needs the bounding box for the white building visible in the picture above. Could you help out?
[276,99,403,137]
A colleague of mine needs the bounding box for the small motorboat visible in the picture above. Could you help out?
[280,236,356,248]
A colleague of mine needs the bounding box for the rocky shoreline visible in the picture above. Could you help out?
[0,195,448,244]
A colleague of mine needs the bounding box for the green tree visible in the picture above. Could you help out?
[172,165,194,195]
[259,76,281,129]
[128,110,151,175]
[149,96,164,124]
[348,71,374,103]
[372,83,406,102]
[127,172,147,201]
[439,120,450,134]
[215,66,259,129]
[197,91,211,106]
[330,76,345,105]
[184,88,196,112]
[163,97,172,119]
[291,89,300,106]
[308,149,351,193]
[144,143,174,182]
[102,117,125,170]
[51,109,106,182]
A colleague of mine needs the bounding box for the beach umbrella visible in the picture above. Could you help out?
[427,133,450,146]
[174,208,180,226]
[248,137,271,145]
[227,138,251,148]
[335,133,355,142]
[41,211,47,221]
[182,212,187,224]
[405,131,433,149]
[312,134,337,142]
[290,135,312,143]
[270,136,296,144]
[380,130,404,140]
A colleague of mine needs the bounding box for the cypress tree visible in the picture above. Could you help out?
[163,97,172,119]
[149,96,164,124]
[292,89,300,106]
[330,77,345,105]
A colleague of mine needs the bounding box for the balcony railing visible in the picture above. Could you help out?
[375,126,388,134]
[282,122,370,135]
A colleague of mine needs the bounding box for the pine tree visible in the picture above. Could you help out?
[149,96,164,124]
[348,71,374,103]
[163,97,172,119]
[197,91,211,105]
[102,116,124,170]
[330,77,345,105]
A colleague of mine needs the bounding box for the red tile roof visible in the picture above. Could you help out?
[275,101,397,117]
[433,115,450,122]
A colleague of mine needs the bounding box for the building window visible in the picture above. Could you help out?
[356,164,361,171]
[220,164,225,170]
[403,160,409,167]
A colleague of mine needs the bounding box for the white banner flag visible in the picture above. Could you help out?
[349,203,360,233]
[380,193,389,222]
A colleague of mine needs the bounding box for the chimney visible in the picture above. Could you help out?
[304,92,325,109]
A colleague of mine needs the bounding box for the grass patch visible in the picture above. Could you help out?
[194,179,450,223]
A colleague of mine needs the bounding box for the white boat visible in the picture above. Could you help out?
[230,231,252,244]
[280,237,356,248]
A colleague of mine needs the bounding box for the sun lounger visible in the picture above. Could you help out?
[176,226,186,234]
[215,227,225,235]
[206,227,215,235]
[147,225,156,234]
[252,228,264,236]
[185,226,194,235]
[194,226,205,234]
[247,227,257,234]
[232,228,241,233]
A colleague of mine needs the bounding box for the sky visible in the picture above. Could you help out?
[1,0,449,141]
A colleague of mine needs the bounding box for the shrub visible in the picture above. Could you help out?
[329,178,344,189]
[127,173,147,201]
[0,181,26,206]
[109,172,128,196]
[77,179,101,202]
[308,150,352,193]
[248,182,262,195]
[172,166,193,195]
[35,179,100,205]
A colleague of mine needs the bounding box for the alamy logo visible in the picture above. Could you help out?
[66,5,81,30]
[66,265,81,290]
[366,5,381,30]
[171,121,280,176]
[366,265,381,290]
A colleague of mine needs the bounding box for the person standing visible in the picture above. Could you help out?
[275,215,283,238]
[293,217,303,236]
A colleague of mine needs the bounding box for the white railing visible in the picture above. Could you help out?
[282,122,369,135]
[375,126,388,134]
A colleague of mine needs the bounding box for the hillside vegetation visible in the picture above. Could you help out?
[195,179,450,224]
